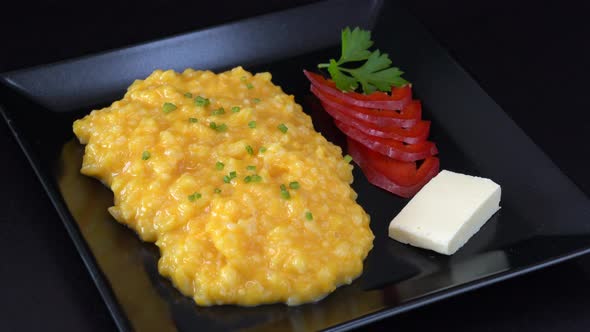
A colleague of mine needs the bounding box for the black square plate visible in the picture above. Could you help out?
[2,0,590,331]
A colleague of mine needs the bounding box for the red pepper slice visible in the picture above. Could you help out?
[304,70,412,110]
[316,98,430,144]
[335,120,438,162]
[310,85,420,127]
[347,138,440,198]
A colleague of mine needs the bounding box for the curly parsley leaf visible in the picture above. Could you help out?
[318,27,408,94]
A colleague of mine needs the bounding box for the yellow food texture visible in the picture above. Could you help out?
[73,67,374,306]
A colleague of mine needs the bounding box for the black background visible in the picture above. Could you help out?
[1,1,590,331]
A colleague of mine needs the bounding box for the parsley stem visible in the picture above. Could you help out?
[317,63,329,68]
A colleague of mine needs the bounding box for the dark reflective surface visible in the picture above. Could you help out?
[2,0,590,331]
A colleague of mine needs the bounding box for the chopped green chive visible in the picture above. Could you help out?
[259,146,267,153]
[214,188,222,194]
[344,154,353,163]
[194,96,210,107]
[215,161,225,170]
[305,211,313,221]
[188,117,198,123]
[278,123,288,133]
[244,174,261,183]
[253,98,261,103]
[289,181,300,190]
[184,92,193,98]
[245,145,254,155]
[246,165,256,171]
[240,76,247,82]
[280,184,291,199]
[211,107,225,115]
[188,192,202,201]
[248,121,257,128]
[141,151,151,160]
[231,106,241,113]
[162,102,177,113]
[246,83,254,89]
[223,171,237,183]
[209,122,228,132]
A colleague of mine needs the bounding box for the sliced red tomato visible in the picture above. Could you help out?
[335,120,438,162]
[304,70,412,110]
[310,85,420,127]
[316,98,430,144]
[347,138,440,198]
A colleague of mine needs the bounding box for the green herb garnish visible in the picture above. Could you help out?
[278,123,288,133]
[305,211,313,221]
[162,102,177,113]
[216,161,225,170]
[188,117,198,123]
[317,27,408,94]
[188,192,202,201]
[244,174,262,183]
[141,151,151,160]
[289,181,300,190]
[212,107,225,115]
[194,96,210,107]
[214,188,222,194]
[280,184,291,199]
[223,171,237,184]
[248,121,257,129]
[246,165,256,171]
[246,83,254,89]
[209,122,227,132]
[245,145,254,155]
[184,92,193,98]
[231,106,241,113]
[259,146,267,153]
[344,154,353,163]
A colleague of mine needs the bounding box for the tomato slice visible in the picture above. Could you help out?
[310,85,420,127]
[335,120,438,162]
[347,138,440,198]
[304,70,412,110]
[316,98,430,144]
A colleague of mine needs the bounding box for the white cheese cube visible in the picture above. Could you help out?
[389,170,501,255]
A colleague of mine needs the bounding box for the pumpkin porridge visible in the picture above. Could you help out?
[73,67,373,306]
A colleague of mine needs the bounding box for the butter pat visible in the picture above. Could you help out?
[389,170,501,255]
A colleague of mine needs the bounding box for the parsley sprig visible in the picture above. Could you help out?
[317,27,408,94]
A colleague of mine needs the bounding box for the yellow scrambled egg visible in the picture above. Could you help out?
[73,67,373,306]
